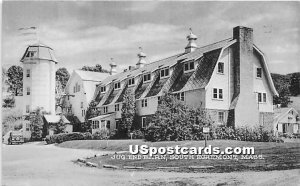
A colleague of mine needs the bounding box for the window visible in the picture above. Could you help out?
[175,92,185,101]
[100,86,106,93]
[218,112,224,123]
[160,68,169,78]
[114,82,121,89]
[103,106,108,113]
[184,61,195,72]
[26,105,30,113]
[106,121,111,129]
[82,110,85,117]
[92,121,100,129]
[158,96,161,104]
[217,62,224,74]
[128,78,135,86]
[26,69,30,77]
[258,93,266,103]
[26,51,37,58]
[115,104,120,111]
[257,68,262,78]
[27,87,30,95]
[213,88,223,100]
[143,73,151,82]
[81,102,83,108]
[141,99,148,107]
[73,86,75,93]
[26,123,30,131]
[142,117,146,128]
[78,84,80,92]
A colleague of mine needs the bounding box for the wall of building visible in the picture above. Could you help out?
[206,47,231,110]
[185,89,206,109]
[253,51,274,112]
[259,112,274,131]
[23,59,56,115]
[65,73,88,122]
[136,96,158,116]
[206,109,229,125]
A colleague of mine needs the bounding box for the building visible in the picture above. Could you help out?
[20,43,57,115]
[88,26,278,133]
[64,70,109,123]
[43,114,73,135]
[273,107,300,134]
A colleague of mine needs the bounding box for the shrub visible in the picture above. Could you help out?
[128,129,144,139]
[92,129,109,140]
[45,132,92,144]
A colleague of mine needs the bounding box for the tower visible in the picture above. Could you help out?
[20,43,57,115]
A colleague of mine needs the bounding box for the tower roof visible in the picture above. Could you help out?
[20,43,58,63]
[187,28,197,40]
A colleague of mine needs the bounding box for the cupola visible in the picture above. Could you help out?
[136,47,147,69]
[185,28,198,53]
[109,58,117,75]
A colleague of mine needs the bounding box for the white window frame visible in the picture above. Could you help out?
[114,82,121,89]
[143,73,151,82]
[258,92,267,103]
[184,61,195,72]
[141,99,148,107]
[256,67,262,78]
[128,78,135,86]
[218,111,225,123]
[27,87,30,95]
[26,69,30,78]
[212,88,223,100]
[103,106,108,113]
[160,67,170,78]
[100,86,106,93]
[115,104,120,111]
[217,62,224,74]
[142,117,146,128]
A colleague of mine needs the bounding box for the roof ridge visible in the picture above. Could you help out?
[196,37,233,50]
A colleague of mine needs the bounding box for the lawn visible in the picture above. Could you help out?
[58,139,300,172]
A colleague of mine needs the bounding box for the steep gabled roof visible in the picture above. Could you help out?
[75,70,109,82]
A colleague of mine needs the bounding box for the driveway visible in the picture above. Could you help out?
[2,142,300,186]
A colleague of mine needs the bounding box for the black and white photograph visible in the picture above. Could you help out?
[1,1,300,186]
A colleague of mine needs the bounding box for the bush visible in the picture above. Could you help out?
[45,132,92,144]
[213,125,276,142]
[128,129,144,139]
[92,129,109,140]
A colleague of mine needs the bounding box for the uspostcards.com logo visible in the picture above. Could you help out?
[129,145,255,156]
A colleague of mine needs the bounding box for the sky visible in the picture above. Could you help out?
[2,1,300,74]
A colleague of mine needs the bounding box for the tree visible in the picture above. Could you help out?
[271,73,292,107]
[56,68,70,89]
[29,107,44,141]
[2,96,15,108]
[7,65,23,96]
[119,89,136,138]
[145,92,211,142]
[81,64,109,73]
[50,116,66,134]
[289,73,300,96]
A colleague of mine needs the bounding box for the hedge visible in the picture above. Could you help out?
[45,132,92,144]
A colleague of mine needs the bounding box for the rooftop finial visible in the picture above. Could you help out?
[109,57,117,75]
[185,27,198,53]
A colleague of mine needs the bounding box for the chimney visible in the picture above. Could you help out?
[229,26,259,128]
[109,58,117,75]
[136,47,146,69]
[185,28,198,53]
[128,66,135,71]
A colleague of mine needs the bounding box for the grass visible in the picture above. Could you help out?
[58,139,300,172]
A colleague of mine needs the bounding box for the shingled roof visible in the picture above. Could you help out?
[94,37,236,106]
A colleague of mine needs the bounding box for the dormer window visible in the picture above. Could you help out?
[114,82,121,89]
[184,61,195,72]
[128,78,135,86]
[217,62,224,74]
[143,73,151,82]
[160,67,169,78]
[100,86,106,93]
[256,68,262,78]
